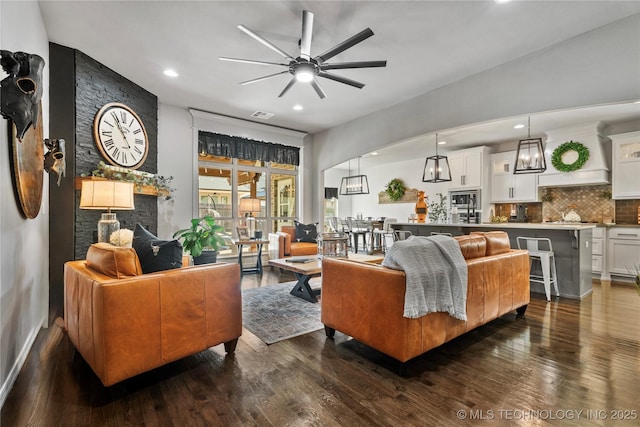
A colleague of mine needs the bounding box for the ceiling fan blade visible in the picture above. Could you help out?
[310,79,327,99]
[320,60,387,70]
[278,77,297,98]
[300,10,314,60]
[318,71,365,89]
[237,25,296,61]
[219,57,289,67]
[240,71,289,85]
[315,28,374,63]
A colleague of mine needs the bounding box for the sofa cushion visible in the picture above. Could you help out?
[294,220,318,243]
[133,224,183,274]
[470,231,511,255]
[455,234,486,259]
[86,242,142,278]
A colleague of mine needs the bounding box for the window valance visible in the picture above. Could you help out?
[198,131,300,166]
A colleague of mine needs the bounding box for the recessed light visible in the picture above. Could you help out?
[495,0,511,3]
[438,140,447,145]
[163,69,179,77]
[370,152,378,156]
[293,105,303,111]
[514,124,525,129]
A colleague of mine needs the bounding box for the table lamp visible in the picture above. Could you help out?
[239,198,261,238]
[80,180,135,243]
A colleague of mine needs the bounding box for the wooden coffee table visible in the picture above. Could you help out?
[269,253,384,303]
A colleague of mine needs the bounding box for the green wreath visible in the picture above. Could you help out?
[385,178,406,201]
[551,140,590,172]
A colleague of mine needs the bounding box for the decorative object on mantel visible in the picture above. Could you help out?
[514,116,546,174]
[84,161,174,199]
[339,157,369,195]
[422,133,452,183]
[551,140,590,172]
[415,190,428,223]
[384,178,406,201]
[378,187,419,204]
[427,192,448,223]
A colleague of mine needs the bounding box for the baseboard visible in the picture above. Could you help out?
[0,323,41,410]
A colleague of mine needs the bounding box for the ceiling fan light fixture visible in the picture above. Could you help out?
[294,62,316,82]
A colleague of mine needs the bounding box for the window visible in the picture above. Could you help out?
[198,158,297,256]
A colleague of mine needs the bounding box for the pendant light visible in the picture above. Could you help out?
[422,133,451,183]
[339,157,369,195]
[514,116,547,174]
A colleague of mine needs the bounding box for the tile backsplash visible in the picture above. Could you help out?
[493,185,639,224]
[541,185,615,223]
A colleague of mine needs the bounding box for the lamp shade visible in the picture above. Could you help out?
[80,180,135,210]
[239,198,261,215]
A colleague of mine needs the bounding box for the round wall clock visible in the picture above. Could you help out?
[93,102,148,169]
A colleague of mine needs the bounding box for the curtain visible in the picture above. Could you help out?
[198,131,300,166]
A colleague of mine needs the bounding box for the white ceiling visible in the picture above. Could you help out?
[39,1,640,134]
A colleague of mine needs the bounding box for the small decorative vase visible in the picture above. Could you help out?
[415,191,427,223]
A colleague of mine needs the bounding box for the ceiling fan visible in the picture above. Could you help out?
[219,10,387,99]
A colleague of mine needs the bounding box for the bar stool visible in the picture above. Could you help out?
[517,237,559,302]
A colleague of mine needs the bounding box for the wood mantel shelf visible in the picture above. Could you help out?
[74,176,167,197]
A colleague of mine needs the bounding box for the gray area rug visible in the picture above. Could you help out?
[241,281,322,345]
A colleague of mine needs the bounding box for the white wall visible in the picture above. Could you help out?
[0,0,50,409]
[156,108,310,237]
[310,14,640,223]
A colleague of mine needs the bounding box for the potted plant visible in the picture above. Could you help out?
[173,216,226,265]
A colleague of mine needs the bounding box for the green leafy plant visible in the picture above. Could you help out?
[172,216,226,257]
[385,178,406,201]
[551,141,590,172]
[87,161,174,200]
[628,265,640,297]
[427,192,447,223]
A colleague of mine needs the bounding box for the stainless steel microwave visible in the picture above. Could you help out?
[449,190,480,209]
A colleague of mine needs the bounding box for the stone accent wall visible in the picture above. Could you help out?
[72,50,158,259]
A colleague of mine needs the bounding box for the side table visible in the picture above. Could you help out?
[233,239,269,275]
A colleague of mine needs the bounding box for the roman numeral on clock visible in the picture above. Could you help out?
[104,139,115,148]
[101,130,112,137]
[135,138,143,145]
[133,128,142,134]
[134,146,142,155]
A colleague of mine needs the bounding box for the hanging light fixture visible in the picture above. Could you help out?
[514,116,547,174]
[422,133,451,183]
[339,157,369,195]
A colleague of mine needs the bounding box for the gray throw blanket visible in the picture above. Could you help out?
[381,235,468,320]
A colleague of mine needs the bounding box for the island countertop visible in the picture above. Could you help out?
[396,222,597,230]
[392,222,594,300]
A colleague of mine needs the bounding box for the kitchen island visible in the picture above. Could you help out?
[391,222,595,300]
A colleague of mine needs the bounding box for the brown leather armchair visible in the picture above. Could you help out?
[64,243,242,386]
[321,231,530,364]
[268,225,317,258]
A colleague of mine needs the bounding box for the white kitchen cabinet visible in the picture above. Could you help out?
[490,151,539,203]
[607,227,640,276]
[448,146,486,190]
[610,131,640,199]
[592,227,604,273]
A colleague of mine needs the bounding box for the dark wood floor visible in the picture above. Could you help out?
[2,261,639,426]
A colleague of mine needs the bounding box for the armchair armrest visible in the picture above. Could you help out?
[268,231,291,258]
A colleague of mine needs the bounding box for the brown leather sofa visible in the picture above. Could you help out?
[321,231,530,364]
[64,243,242,386]
[268,225,317,258]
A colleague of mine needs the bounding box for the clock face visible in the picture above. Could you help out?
[93,102,149,169]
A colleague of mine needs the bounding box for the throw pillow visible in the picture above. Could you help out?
[132,224,183,274]
[294,220,318,243]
